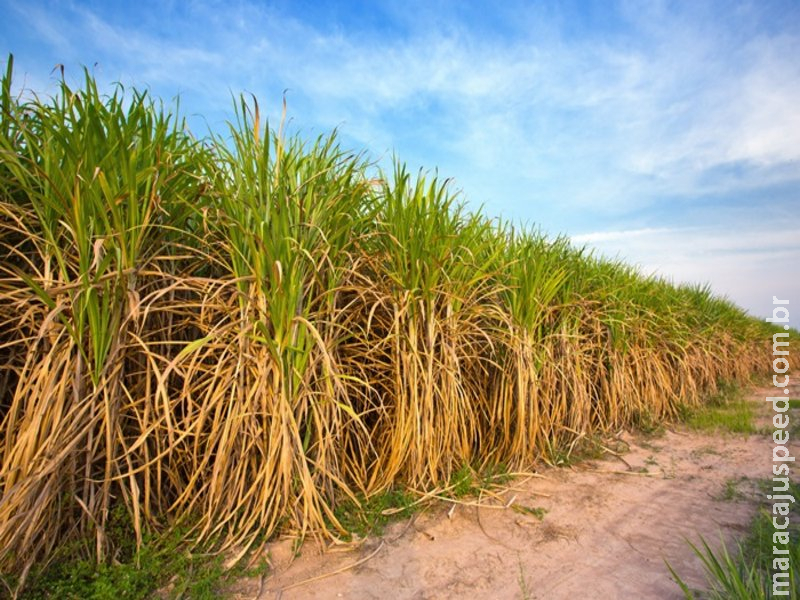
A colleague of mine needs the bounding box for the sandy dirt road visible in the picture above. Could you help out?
[231,384,798,599]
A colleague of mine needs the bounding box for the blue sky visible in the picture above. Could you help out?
[2,0,799,327]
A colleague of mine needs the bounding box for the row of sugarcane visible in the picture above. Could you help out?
[0,56,779,585]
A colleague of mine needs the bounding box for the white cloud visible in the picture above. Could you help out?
[571,227,684,244]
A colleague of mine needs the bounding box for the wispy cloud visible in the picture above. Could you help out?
[7,1,798,210]
[571,228,686,244]
[2,0,798,322]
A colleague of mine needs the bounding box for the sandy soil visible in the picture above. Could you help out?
[231,384,799,599]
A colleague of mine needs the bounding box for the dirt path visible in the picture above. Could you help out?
[232,385,799,599]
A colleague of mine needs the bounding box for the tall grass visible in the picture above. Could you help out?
[0,56,786,591]
[670,486,800,600]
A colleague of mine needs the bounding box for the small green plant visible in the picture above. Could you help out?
[291,536,304,559]
[669,534,798,599]
[447,463,512,497]
[715,478,746,502]
[449,464,477,497]
[669,529,799,599]
[669,481,800,599]
[547,435,608,466]
[478,462,513,488]
[636,409,666,436]
[511,504,548,520]
[332,489,416,540]
[517,557,533,600]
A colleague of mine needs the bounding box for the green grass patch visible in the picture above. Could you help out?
[7,507,268,600]
[680,385,756,434]
[332,489,417,540]
[448,463,513,497]
[12,536,249,600]
[332,463,515,541]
